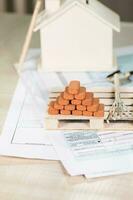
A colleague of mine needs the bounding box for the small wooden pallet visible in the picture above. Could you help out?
[45,87,133,130]
[45,114,104,130]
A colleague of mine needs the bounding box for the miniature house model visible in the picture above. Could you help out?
[34,0,120,72]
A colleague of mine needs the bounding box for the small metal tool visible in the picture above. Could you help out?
[106,73,133,123]
[107,70,133,84]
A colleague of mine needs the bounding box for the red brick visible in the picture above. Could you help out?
[60,110,71,115]
[94,104,104,117]
[77,105,86,111]
[68,80,80,95]
[58,93,69,106]
[87,97,100,112]
[93,104,104,117]
[63,87,74,100]
[87,104,99,112]
[72,110,82,116]
[71,99,81,105]
[65,104,75,111]
[82,98,92,106]
[86,92,93,99]
[48,106,59,115]
[49,101,55,107]
[93,98,99,105]
[83,111,93,116]
[93,111,104,117]
[75,87,86,100]
[54,101,64,110]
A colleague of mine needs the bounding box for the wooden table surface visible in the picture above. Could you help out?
[1,13,133,200]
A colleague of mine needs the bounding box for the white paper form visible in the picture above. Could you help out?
[0,80,58,160]
[49,130,133,177]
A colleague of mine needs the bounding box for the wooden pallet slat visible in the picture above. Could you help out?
[49,97,133,106]
[50,86,133,93]
[49,92,133,99]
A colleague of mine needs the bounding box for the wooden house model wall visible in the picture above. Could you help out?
[34,0,120,72]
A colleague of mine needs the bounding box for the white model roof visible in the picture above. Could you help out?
[34,0,120,32]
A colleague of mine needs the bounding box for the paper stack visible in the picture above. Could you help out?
[1,48,133,179]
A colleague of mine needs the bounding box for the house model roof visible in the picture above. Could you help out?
[34,0,120,32]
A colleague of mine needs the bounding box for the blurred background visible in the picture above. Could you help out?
[0,0,133,21]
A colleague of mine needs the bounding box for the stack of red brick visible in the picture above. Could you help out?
[48,81,104,117]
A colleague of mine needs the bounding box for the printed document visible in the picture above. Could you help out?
[49,130,133,177]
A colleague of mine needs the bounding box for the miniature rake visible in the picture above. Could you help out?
[106,73,133,123]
